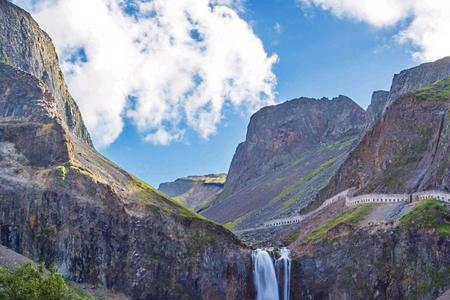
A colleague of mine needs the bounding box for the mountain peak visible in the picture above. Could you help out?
[0,0,92,145]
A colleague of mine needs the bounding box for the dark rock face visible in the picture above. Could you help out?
[292,228,450,300]
[316,73,450,203]
[366,90,389,128]
[225,96,365,192]
[387,56,450,107]
[0,0,92,145]
[203,96,366,230]
[158,174,225,212]
[364,57,450,132]
[0,2,254,298]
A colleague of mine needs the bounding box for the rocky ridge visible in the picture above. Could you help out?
[158,174,226,212]
[203,95,367,230]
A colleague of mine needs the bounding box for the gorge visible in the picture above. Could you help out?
[2,0,450,299]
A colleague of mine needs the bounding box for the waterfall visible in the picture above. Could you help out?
[252,249,279,300]
[275,247,291,300]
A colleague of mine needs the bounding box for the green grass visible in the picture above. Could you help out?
[306,205,372,242]
[56,165,68,182]
[129,174,207,220]
[437,223,450,235]
[271,157,338,203]
[0,50,8,65]
[283,228,301,245]
[415,76,450,102]
[400,199,450,235]
[224,219,240,230]
[183,174,227,184]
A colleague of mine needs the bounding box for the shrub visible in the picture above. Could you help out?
[0,263,92,300]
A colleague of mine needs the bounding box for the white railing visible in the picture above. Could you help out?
[233,188,450,233]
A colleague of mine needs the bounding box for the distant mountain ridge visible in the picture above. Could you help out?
[158,174,226,211]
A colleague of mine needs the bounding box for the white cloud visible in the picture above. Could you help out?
[14,0,277,147]
[299,0,450,62]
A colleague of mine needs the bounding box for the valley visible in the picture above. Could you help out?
[1,0,450,299]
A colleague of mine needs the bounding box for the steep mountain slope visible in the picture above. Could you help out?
[0,2,252,299]
[365,90,389,128]
[0,0,91,145]
[315,60,450,205]
[387,56,450,107]
[158,174,225,211]
[203,96,366,229]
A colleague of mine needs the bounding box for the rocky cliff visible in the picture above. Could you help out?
[202,96,366,230]
[158,174,225,212]
[315,60,450,205]
[0,0,91,145]
[387,56,450,107]
[0,2,253,299]
[289,199,450,299]
[366,90,389,128]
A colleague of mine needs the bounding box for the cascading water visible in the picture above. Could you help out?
[252,249,280,300]
[275,247,291,300]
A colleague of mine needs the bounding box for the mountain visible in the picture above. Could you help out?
[0,0,91,145]
[0,1,252,299]
[158,174,226,211]
[281,58,450,299]
[202,95,366,230]
[314,57,450,206]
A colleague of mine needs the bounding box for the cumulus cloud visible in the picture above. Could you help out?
[299,0,450,62]
[14,0,277,146]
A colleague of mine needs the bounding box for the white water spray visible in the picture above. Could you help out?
[275,247,291,300]
[252,249,279,300]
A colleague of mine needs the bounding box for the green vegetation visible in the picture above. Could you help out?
[224,219,240,230]
[183,174,227,184]
[400,199,450,235]
[283,228,301,245]
[416,76,450,102]
[306,205,372,243]
[271,157,337,203]
[129,174,207,220]
[56,165,68,182]
[0,263,93,300]
[0,50,8,65]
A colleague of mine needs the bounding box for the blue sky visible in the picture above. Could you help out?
[101,0,416,186]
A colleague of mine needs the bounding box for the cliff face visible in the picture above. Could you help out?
[288,199,450,299]
[202,96,366,230]
[316,68,450,203]
[158,174,225,212]
[292,219,450,299]
[0,0,91,145]
[387,56,450,107]
[0,2,253,299]
[366,90,389,128]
